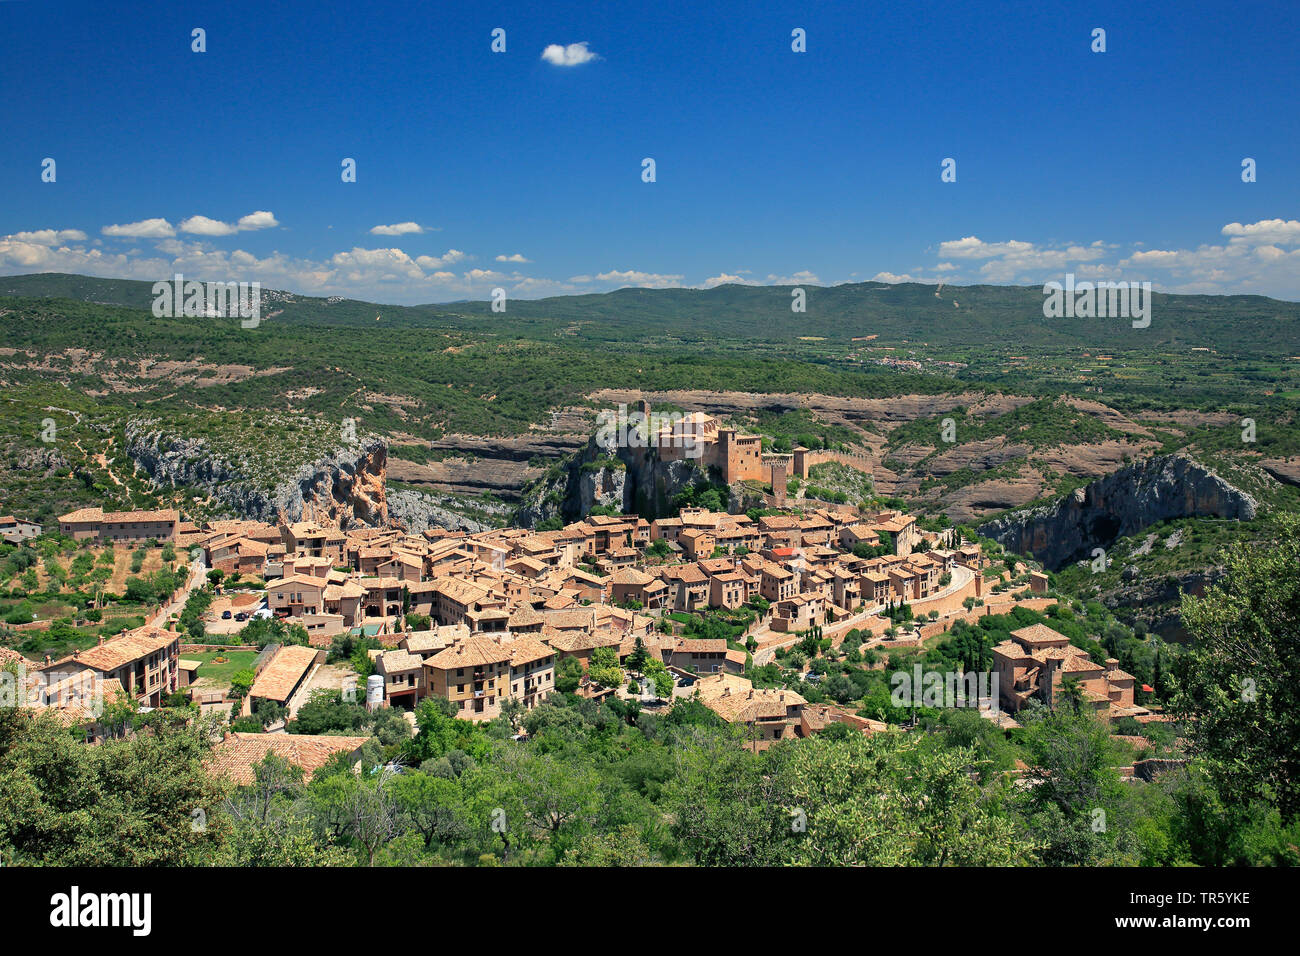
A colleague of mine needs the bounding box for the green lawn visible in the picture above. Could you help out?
[188,649,259,683]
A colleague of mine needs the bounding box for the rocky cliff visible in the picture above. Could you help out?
[386,488,493,534]
[514,437,715,528]
[125,421,389,528]
[977,453,1258,570]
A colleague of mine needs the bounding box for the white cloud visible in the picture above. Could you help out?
[415,249,467,269]
[1221,219,1300,246]
[330,247,425,281]
[937,237,1034,259]
[571,269,684,289]
[179,215,238,237]
[180,210,279,235]
[7,229,87,245]
[916,219,1300,298]
[10,216,1299,306]
[541,42,600,66]
[102,218,175,238]
[371,222,424,236]
[871,272,936,284]
[701,272,758,288]
[237,210,279,231]
[932,237,1111,282]
[765,270,821,285]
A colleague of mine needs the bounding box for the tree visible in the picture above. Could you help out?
[666,725,791,866]
[1058,676,1085,715]
[0,711,231,865]
[642,657,674,699]
[495,746,601,844]
[290,689,367,735]
[626,635,649,672]
[1173,514,1300,820]
[1017,709,1125,865]
[778,732,1038,865]
[390,771,471,849]
[555,655,584,694]
[243,752,305,823]
[559,824,657,866]
[587,646,624,689]
[229,669,255,699]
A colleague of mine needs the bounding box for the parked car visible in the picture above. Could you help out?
[221,610,232,620]
[234,612,248,622]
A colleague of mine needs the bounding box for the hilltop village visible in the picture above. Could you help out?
[0,445,1167,786]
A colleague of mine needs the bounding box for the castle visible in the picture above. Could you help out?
[636,400,765,484]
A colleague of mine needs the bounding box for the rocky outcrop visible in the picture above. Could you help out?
[384,433,588,501]
[514,437,708,528]
[387,489,492,534]
[428,433,588,461]
[16,446,69,476]
[977,454,1257,570]
[1260,457,1300,489]
[125,421,389,528]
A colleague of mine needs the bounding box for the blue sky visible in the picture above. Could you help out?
[1,0,1297,302]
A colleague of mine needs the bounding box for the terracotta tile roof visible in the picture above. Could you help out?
[46,626,176,673]
[268,574,327,591]
[209,732,371,785]
[661,564,708,584]
[377,649,423,674]
[507,604,545,627]
[545,629,621,653]
[506,635,554,666]
[425,636,511,669]
[696,673,806,722]
[1010,624,1069,645]
[608,567,655,586]
[249,645,321,702]
[102,509,178,523]
[676,638,727,653]
[544,608,598,630]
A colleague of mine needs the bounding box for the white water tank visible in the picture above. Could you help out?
[366,674,385,708]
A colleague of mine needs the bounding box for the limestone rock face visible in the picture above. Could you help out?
[125,421,390,529]
[578,463,628,515]
[514,437,706,528]
[16,446,69,476]
[386,488,491,534]
[977,453,1257,570]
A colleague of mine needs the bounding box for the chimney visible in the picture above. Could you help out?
[98,636,105,646]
